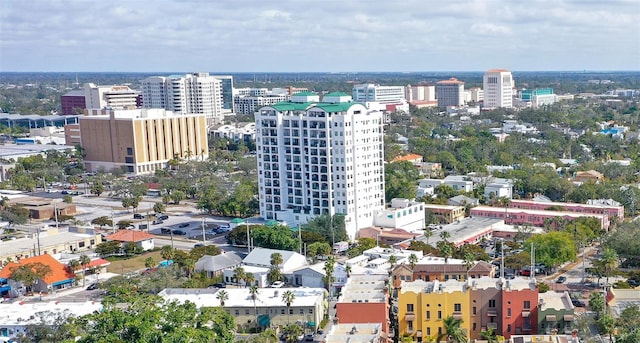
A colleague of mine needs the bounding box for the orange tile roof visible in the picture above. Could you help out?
[437,77,464,85]
[106,229,155,242]
[392,153,423,163]
[87,258,111,268]
[486,69,510,73]
[0,254,75,285]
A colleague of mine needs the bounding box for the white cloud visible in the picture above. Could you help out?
[0,0,638,72]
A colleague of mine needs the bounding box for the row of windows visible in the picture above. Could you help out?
[230,308,314,316]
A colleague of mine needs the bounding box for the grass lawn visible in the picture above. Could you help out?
[106,250,164,274]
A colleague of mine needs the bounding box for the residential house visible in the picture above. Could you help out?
[448,195,480,207]
[0,254,76,297]
[194,252,243,278]
[391,153,423,164]
[222,247,307,287]
[104,229,155,252]
[502,278,539,337]
[574,170,604,183]
[391,257,495,283]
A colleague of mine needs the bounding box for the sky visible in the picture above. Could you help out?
[1,0,639,72]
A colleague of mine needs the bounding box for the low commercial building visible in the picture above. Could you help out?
[423,204,465,224]
[0,254,77,297]
[8,198,76,220]
[357,227,420,247]
[373,198,425,232]
[194,252,243,278]
[470,206,610,230]
[324,323,388,343]
[509,199,624,221]
[398,217,503,249]
[0,228,102,262]
[158,287,327,332]
[0,301,102,341]
[392,257,495,283]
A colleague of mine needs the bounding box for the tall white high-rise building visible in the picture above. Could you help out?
[141,72,225,126]
[483,69,514,109]
[352,84,406,104]
[435,78,465,107]
[255,91,385,239]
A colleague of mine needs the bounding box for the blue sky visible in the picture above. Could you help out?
[1,0,639,72]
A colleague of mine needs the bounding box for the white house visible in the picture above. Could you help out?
[223,247,308,287]
[194,252,243,278]
[373,198,425,232]
[484,182,513,200]
[104,229,154,251]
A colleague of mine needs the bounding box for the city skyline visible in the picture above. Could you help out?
[1,0,639,73]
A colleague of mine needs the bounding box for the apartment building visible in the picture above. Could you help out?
[335,274,390,334]
[78,108,208,174]
[423,204,466,224]
[159,287,326,332]
[352,84,406,104]
[483,69,514,109]
[397,277,539,341]
[255,92,385,239]
[141,73,227,126]
[234,93,289,115]
[405,84,435,102]
[83,83,141,110]
[435,78,465,107]
[392,257,495,283]
[509,199,624,221]
[373,198,426,232]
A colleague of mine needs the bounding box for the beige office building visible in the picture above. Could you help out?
[78,108,208,174]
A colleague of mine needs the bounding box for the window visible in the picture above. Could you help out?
[489,300,496,308]
[406,304,414,312]
[245,309,250,315]
[289,309,293,315]
[473,323,477,331]
[524,317,532,330]
[299,309,304,314]
[507,324,512,332]
[426,311,430,320]
[427,328,431,336]
[524,301,531,309]
[438,311,442,319]
[235,310,239,315]
[281,309,285,314]
[507,308,512,317]
[472,307,477,315]
[126,147,133,155]
[408,321,414,331]
[308,309,313,314]
[454,304,462,312]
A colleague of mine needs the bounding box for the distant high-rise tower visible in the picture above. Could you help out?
[83,83,141,110]
[352,84,406,104]
[435,78,465,107]
[141,72,226,127]
[255,91,386,239]
[483,69,514,109]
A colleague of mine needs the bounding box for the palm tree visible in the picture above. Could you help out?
[216,289,229,308]
[245,272,256,287]
[408,253,418,271]
[345,264,352,278]
[281,290,296,324]
[160,245,175,261]
[389,255,398,268]
[270,252,283,268]
[79,254,90,287]
[463,252,474,280]
[282,324,304,343]
[597,248,619,286]
[268,253,284,284]
[439,231,451,241]
[497,196,511,220]
[479,327,498,343]
[253,328,278,343]
[234,266,246,286]
[438,316,467,343]
[249,285,260,329]
[67,259,80,274]
[323,256,336,296]
[424,229,434,245]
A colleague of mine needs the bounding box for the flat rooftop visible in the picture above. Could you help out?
[415,217,505,246]
[0,144,76,159]
[325,323,384,343]
[338,274,388,303]
[159,287,325,308]
[0,301,102,326]
[0,231,97,258]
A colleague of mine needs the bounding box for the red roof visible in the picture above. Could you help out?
[0,254,75,285]
[392,153,423,163]
[437,77,464,85]
[106,229,155,242]
[87,258,110,268]
[486,68,510,73]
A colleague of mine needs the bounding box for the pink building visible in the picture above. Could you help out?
[508,199,624,221]
[470,206,610,230]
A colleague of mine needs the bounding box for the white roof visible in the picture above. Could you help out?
[159,287,326,308]
[0,231,97,258]
[0,301,102,327]
[325,323,384,343]
[242,247,307,272]
[338,274,388,303]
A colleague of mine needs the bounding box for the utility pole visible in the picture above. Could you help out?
[500,238,505,279]
[246,223,251,253]
[530,244,535,280]
[298,226,302,255]
[146,208,150,232]
[201,217,206,245]
[53,200,59,231]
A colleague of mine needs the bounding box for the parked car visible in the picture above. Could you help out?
[172,229,187,236]
[212,283,226,288]
[305,334,314,341]
[270,281,284,288]
[216,225,231,233]
[86,283,98,290]
[152,219,164,225]
[556,276,567,284]
[627,279,640,287]
[160,227,171,234]
[133,213,144,219]
[157,214,169,220]
[572,299,586,307]
[61,190,69,194]
[178,223,190,228]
